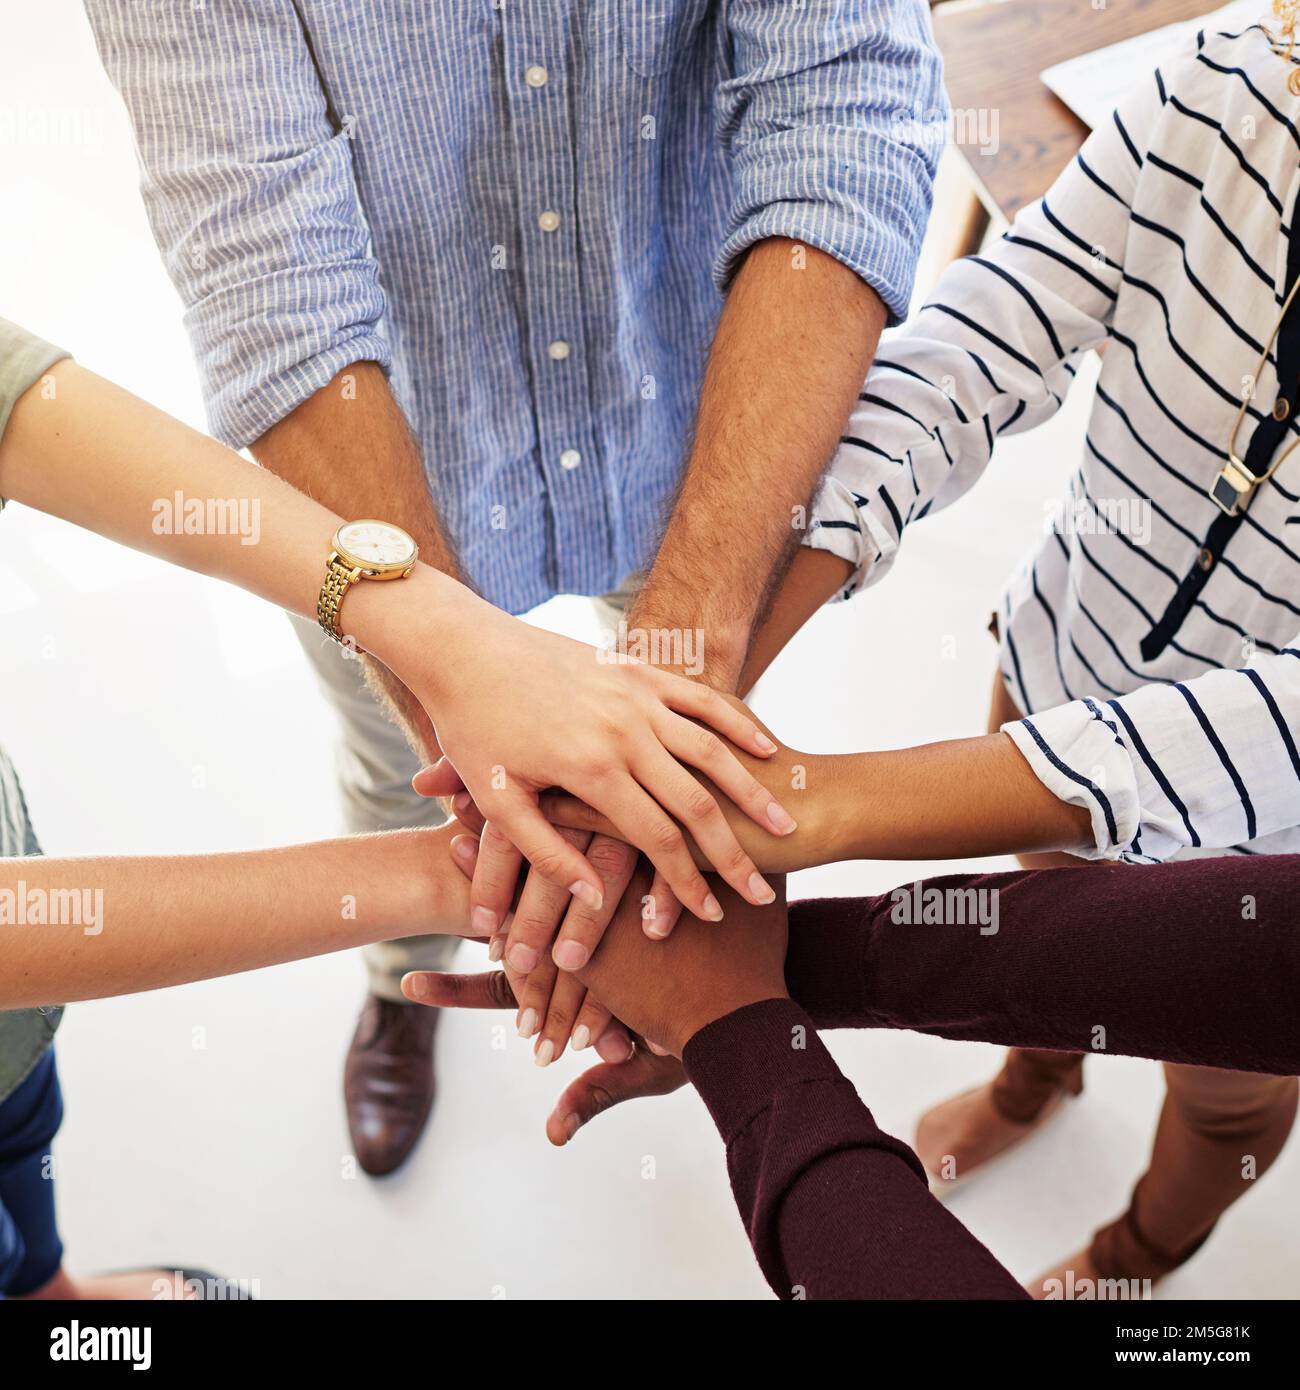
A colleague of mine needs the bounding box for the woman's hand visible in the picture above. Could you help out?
[373,571,795,924]
[458,727,844,878]
[441,803,644,976]
[442,829,635,1065]
[407,871,790,1061]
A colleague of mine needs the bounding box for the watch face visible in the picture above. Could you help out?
[336,520,416,568]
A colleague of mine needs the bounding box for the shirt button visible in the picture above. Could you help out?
[525,64,548,88]
[547,339,570,361]
[559,449,581,471]
[1274,397,1291,421]
[1198,546,1215,571]
[538,210,560,233]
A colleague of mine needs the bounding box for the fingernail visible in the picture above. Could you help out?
[517,1008,538,1038]
[452,792,473,815]
[508,942,539,973]
[571,1024,591,1051]
[406,973,430,1000]
[754,731,778,755]
[766,800,798,835]
[564,1112,581,1140]
[534,1039,556,1067]
[748,872,776,904]
[472,906,498,935]
[702,893,723,921]
[569,880,604,911]
[487,935,505,963]
[645,912,673,939]
[553,939,589,971]
[451,834,478,862]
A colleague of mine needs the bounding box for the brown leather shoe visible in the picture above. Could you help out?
[344,993,439,1176]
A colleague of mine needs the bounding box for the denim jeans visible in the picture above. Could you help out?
[0,1047,63,1297]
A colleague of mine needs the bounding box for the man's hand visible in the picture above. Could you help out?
[572,873,790,1057]
[440,819,642,1064]
[402,875,789,1141]
[402,948,686,1144]
[402,929,637,1069]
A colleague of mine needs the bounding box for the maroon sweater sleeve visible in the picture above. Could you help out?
[785,855,1300,1075]
[682,998,1029,1300]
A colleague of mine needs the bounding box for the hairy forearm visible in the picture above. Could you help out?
[250,361,465,755]
[250,362,461,576]
[0,828,469,1010]
[630,238,885,691]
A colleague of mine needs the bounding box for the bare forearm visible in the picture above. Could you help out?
[0,829,467,1010]
[808,734,1092,865]
[631,239,885,690]
[0,360,482,713]
[738,548,853,694]
[251,362,464,754]
[250,361,462,578]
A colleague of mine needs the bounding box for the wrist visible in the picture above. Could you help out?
[673,988,791,1057]
[369,826,466,938]
[623,602,750,692]
[344,562,481,689]
[785,753,855,868]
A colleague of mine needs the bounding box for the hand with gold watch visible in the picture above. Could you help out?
[316,519,419,646]
[0,345,800,924]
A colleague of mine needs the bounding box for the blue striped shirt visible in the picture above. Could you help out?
[85,0,945,613]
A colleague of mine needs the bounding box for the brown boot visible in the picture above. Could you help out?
[344,993,439,1176]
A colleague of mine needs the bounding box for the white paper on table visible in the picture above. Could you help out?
[1041,0,1270,129]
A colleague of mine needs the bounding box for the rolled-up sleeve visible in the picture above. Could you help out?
[800,37,1180,591]
[84,1,389,448]
[1002,637,1300,861]
[712,0,946,321]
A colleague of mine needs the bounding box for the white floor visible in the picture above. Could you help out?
[1,3,1295,1300]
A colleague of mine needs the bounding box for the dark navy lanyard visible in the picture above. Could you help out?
[1140,203,1300,662]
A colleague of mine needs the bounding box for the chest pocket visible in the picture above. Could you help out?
[618,0,681,78]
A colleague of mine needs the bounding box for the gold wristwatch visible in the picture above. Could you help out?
[317,520,418,645]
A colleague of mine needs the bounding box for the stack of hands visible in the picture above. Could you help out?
[392,690,812,1146]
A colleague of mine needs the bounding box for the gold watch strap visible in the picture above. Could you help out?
[317,553,361,644]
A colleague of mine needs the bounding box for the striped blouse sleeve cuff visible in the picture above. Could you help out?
[1000,698,1141,860]
[802,472,897,598]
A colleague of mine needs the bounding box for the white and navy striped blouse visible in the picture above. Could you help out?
[809,20,1300,863]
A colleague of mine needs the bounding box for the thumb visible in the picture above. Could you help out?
[411,758,466,799]
[546,1048,687,1146]
[402,969,516,1007]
